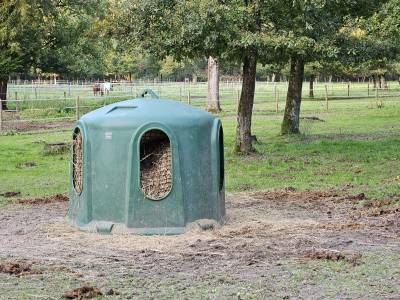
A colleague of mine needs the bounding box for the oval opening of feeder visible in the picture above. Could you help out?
[140,129,172,200]
[73,127,83,195]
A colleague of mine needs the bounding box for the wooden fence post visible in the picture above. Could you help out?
[15,91,18,111]
[179,87,182,102]
[0,98,3,131]
[325,85,329,112]
[187,91,191,105]
[347,83,350,97]
[76,96,80,120]
[367,83,370,97]
[275,85,279,113]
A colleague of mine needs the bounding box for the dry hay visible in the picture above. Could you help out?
[140,130,172,200]
[73,130,83,194]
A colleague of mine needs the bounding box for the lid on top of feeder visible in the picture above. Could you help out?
[80,89,214,125]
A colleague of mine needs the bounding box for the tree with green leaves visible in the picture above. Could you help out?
[110,0,272,154]
[0,0,106,109]
[259,0,385,135]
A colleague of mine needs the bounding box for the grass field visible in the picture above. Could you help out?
[1,95,400,204]
[0,86,400,299]
[3,81,400,121]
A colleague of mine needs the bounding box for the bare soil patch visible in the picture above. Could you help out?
[0,190,399,298]
[63,285,102,299]
[302,249,362,265]
[0,191,21,198]
[1,119,74,132]
[15,161,37,169]
[0,261,42,277]
[17,193,68,205]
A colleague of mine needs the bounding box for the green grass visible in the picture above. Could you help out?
[1,250,398,299]
[1,95,400,205]
[0,130,70,205]
[5,81,400,120]
[0,90,400,298]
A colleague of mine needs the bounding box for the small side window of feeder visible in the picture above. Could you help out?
[73,128,83,195]
[140,129,172,200]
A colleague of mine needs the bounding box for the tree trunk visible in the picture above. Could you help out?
[207,56,221,112]
[281,56,305,135]
[309,74,315,98]
[192,74,197,84]
[372,75,377,88]
[235,50,258,154]
[380,74,387,89]
[0,79,8,110]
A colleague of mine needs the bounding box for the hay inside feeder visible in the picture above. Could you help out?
[73,129,83,194]
[140,129,172,200]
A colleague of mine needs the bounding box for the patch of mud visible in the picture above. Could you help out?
[63,285,102,299]
[0,261,42,277]
[17,193,68,205]
[368,206,400,217]
[302,250,362,265]
[16,161,37,169]
[0,191,21,198]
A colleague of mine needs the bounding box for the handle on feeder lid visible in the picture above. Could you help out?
[140,89,159,99]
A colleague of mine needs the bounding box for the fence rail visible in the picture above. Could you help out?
[1,81,399,132]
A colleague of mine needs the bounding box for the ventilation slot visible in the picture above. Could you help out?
[73,128,83,195]
[140,129,172,200]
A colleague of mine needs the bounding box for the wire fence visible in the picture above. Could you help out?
[1,80,400,132]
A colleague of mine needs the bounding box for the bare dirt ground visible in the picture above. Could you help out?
[1,119,74,132]
[0,190,399,299]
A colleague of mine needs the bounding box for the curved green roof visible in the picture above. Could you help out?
[81,98,213,128]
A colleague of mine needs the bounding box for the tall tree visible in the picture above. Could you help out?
[207,56,221,112]
[111,0,270,154]
[263,0,384,134]
[0,0,105,109]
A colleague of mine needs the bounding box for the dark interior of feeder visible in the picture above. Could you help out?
[219,126,224,191]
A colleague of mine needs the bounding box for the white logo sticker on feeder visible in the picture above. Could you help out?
[105,132,113,140]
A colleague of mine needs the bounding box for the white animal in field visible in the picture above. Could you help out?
[101,82,112,95]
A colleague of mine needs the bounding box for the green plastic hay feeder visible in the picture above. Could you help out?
[68,90,225,235]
